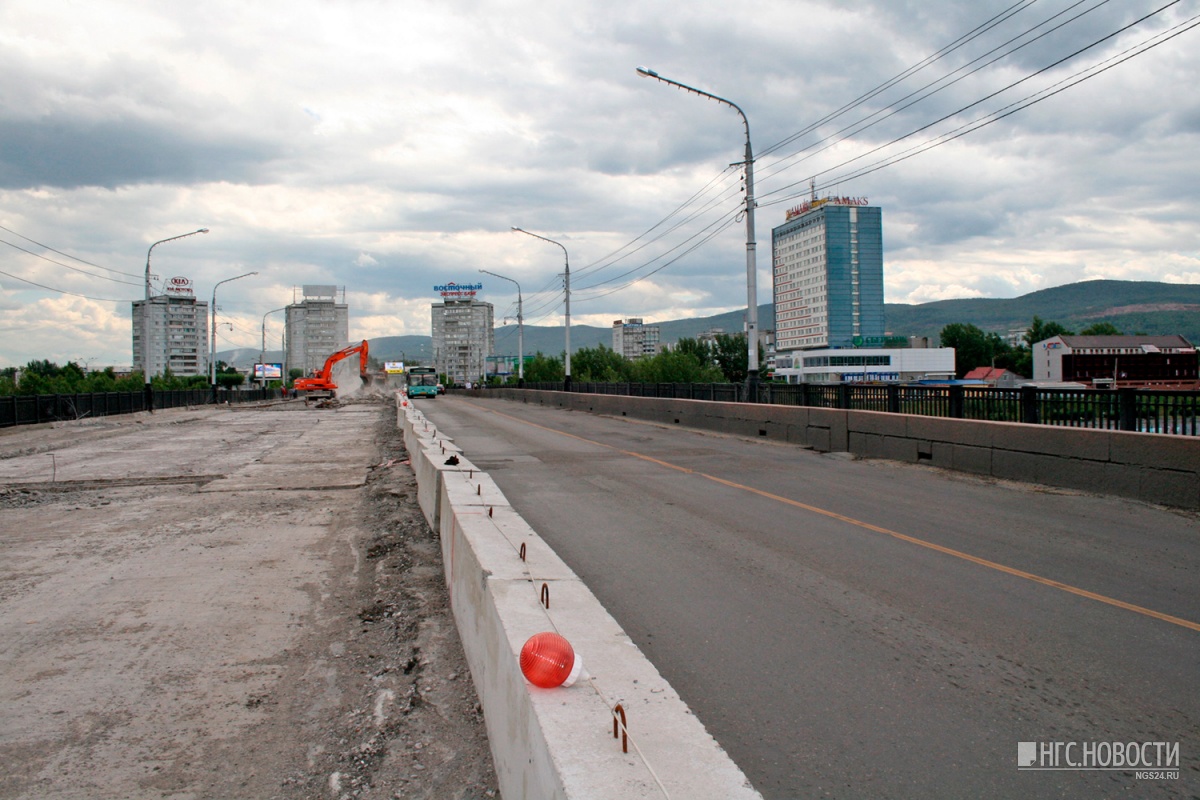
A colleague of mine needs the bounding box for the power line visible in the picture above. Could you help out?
[569,3,1091,306]
[572,165,740,279]
[756,0,1123,193]
[0,237,142,287]
[575,215,742,303]
[759,1,1195,207]
[0,267,128,302]
[576,206,743,294]
[758,0,1041,160]
[0,223,142,278]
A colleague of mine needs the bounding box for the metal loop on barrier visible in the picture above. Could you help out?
[612,703,628,753]
[488,506,494,518]
[540,582,550,609]
[477,483,482,495]
[519,542,526,561]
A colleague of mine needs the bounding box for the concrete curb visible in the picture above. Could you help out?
[398,397,761,800]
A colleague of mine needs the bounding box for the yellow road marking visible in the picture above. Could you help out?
[464,401,1200,633]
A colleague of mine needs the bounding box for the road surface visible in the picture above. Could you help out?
[419,395,1199,799]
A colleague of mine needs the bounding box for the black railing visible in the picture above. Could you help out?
[0,387,285,429]
[520,382,1199,437]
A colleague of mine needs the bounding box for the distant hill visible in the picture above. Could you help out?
[883,280,1200,343]
[219,280,1199,367]
[363,335,434,363]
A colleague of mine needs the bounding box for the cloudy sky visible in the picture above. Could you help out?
[2,0,1198,368]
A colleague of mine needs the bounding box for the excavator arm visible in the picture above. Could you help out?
[293,340,371,396]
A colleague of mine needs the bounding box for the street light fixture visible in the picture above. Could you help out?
[210,271,258,390]
[511,226,571,391]
[141,228,209,411]
[480,269,524,386]
[260,307,287,385]
[636,66,760,399]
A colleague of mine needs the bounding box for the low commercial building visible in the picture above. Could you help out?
[1033,335,1197,387]
[963,367,1025,388]
[773,347,956,384]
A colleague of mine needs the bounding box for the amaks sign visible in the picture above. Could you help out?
[785,196,870,221]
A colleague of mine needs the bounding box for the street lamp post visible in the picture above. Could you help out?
[511,227,571,391]
[210,271,258,393]
[637,66,760,400]
[261,307,286,384]
[480,269,524,386]
[142,228,209,411]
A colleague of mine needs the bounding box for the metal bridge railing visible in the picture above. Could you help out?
[517,382,1199,437]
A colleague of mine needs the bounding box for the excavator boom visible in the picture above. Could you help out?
[293,340,371,397]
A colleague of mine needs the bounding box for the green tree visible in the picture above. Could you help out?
[939,323,1012,377]
[674,337,714,367]
[523,352,564,382]
[1023,316,1075,347]
[629,349,724,383]
[1078,321,1123,336]
[571,345,632,382]
[712,333,749,383]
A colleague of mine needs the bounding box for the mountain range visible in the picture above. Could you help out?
[220,280,1200,367]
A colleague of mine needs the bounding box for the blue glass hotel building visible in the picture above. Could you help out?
[771,199,885,351]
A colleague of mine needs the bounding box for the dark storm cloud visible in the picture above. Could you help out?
[0,117,278,190]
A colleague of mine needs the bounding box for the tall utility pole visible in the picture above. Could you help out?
[261,307,286,384]
[637,67,759,399]
[209,271,258,390]
[480,269,524,386]
[511,227,571,391]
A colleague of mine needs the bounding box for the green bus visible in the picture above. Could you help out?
[406,367,439,398]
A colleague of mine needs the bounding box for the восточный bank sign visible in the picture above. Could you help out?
[435,282,483,298]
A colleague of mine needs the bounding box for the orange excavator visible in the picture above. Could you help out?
[293,340,372,399]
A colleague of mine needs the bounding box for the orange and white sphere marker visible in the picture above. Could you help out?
[519,632,584,688]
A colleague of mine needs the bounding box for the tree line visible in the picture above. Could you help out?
[939,317,1124,378]
[496,333,764,385]
[0,360,251,396]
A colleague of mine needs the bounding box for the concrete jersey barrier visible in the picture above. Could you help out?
[399,398,761,800]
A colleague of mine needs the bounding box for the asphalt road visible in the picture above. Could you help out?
[418,395,1200,800]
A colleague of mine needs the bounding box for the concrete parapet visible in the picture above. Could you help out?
[481,389,1200,509]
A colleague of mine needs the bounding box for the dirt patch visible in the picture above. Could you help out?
[240,408,500,800]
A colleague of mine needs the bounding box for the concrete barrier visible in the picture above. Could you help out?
[400,399,761,800]
[474,389,1200,510]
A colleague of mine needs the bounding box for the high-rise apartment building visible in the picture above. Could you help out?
[432,299,494,384]
[612,318,661,360]
[772,198,884,352]
[131,277,208,378]
[286,285,350,375]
